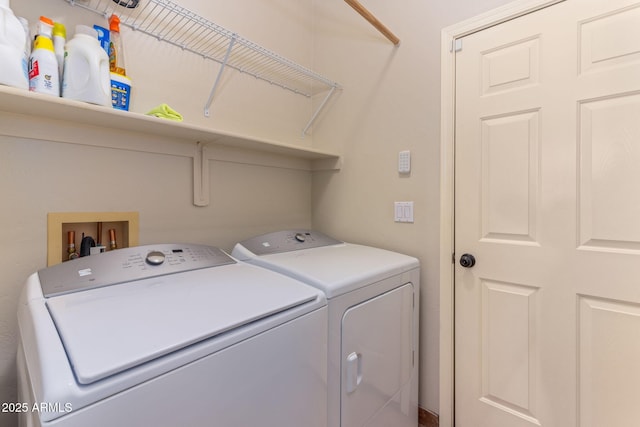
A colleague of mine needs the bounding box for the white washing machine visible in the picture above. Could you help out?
[232,230,420,427]
[17,243,327,427]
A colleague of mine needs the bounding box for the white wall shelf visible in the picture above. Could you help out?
[62,0,341,134]
[0,86,342,206]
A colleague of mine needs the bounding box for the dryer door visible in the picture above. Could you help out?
[341,282,415,427]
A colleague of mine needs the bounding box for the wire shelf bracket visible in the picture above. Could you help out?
[63,0,341,134]
[204,34,236,118]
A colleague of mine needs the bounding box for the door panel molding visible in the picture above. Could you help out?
[439,1,565,426]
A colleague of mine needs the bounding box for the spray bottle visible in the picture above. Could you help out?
[36,16,54,41]
[108,14,126,75]
[108,14,132,110]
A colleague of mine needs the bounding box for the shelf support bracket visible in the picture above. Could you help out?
[303,85,337,136]
[193,142,210,206]
[204,35,237,117]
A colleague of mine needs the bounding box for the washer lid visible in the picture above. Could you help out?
[46,262,321,385]
[235,242,419,299]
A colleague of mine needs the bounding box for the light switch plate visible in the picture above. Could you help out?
[398,150,411,173]
[394,201,414,223]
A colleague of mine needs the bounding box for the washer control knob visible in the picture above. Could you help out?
[294,233,306,243]
[146,251,166,265]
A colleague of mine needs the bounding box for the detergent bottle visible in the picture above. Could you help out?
[52,22,66,83]
[17,17,30,83]
[28,35,59,96]
[62,25,111,106]
[0,0,28,89]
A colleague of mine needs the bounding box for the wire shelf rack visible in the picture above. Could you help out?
[62,0,340,132]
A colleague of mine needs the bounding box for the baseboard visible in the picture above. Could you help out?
[419,407,439,427]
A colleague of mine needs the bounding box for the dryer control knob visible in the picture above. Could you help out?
[146,251,166,265]
[294,233,306,242]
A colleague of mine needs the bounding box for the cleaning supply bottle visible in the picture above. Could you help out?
[110,72,132,110]
[18,17,30,83]
[36,15,54,40]
[62,25,111,106]
[52,22,66,83]
[108,14,132,110]
[108,14,126,75]
[0,0,28,89]
[28,35,59,96]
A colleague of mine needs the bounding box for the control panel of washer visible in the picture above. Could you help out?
[236,230,342,256]
[39,244,235,297]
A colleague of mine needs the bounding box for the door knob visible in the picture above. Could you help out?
[459,253,476,268]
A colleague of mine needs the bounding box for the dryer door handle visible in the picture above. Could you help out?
[346,352,362,394]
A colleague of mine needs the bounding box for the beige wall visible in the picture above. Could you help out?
[1,0,514,425]
[0,139,313,426]
[311,0,514,414]
[1,2,315,426]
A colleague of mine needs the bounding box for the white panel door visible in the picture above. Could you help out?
[454,1,640,426]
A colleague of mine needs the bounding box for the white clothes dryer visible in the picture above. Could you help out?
[232,230,419,427]
[17,243,327,427]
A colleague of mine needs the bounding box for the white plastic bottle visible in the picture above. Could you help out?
[17,17,30,83]
[62,25,111,106]
[52,22,66,83]
[28,35,59,96]
[0,0,28,89]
